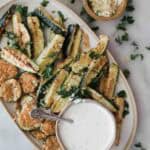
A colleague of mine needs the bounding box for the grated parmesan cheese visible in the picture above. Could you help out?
[88,0,122,17]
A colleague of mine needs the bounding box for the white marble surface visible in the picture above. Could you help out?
[0,0,150,149]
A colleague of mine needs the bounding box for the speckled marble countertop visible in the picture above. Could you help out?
[0,0,149,149]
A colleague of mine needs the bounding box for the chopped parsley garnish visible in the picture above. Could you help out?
[41,0,49,7]
[115,0,135,45]
[130,53,144,61]
[123,69,130,78]
[6,31,30,54]
[89,51,100,59]
[57,86,78,98]
[6,31,16,40]
[80,7,95,23]
[121,32,129,41]
[37,75,56,107]
[48,52,58,58]
[69,0,75,4]
[145,46,150,50]
[134,142,146,150]
[126,5,135,12]
[15,72,23,79]
[16,5,28,17]
[89,66,108,90]
[117,23,127,31]
[15,5,28,23]
[131,41,139,50]
[6,31,21,49]
[116,16,134,32]
[57,11,67,23]
[115,32,129,44]
[77,88,91,98]
[91,26,99,32]
[117,90,127,98]
[115,35,122,45]
[126,0,135,12]
[122,15,135,24]
[123,100,129,118]
[135,142,143,148]
[81,67,88,73]
[117,90,129,118]
[42,64,54,79]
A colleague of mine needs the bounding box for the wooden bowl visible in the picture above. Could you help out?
[82,0,128,21]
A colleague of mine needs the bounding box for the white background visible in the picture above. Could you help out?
[0,0,150,149]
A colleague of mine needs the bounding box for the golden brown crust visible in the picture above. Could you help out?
[0,59,18,86]
[42,136,61,150]
[0,79,21,102]
[81,31,90,51]
[19,72,39,94]
[31,121,56,140]
[115,97,125,145]
[16,96,41,131]
[31,130,47,140]
[82,0,128,21]
[40,121,56,136]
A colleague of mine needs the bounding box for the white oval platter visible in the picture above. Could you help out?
[0,0,138,150]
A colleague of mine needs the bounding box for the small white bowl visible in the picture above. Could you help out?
[56,99,116,150]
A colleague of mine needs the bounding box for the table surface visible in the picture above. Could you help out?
[0,0,149,149]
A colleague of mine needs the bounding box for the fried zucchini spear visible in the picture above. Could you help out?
[85,56,108,86]
[36,34,64,73]
[86,87,117,112]
[87,34,109,58]
[33,6,65,35]
[0,5,16,38]
[27,16,44,58]
[99,63,119,99]
[44,69,69,107]
[12,11,31,57]
[0,47,39,73]
[115,97,125,145]
[62,24,82,58]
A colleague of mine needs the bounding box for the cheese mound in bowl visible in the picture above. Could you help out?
[82,0,127,20]
[88,0,122,17]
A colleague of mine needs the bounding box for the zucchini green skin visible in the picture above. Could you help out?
[86,87,118,112]
[44,70,69,107]
[37,58,74,107]
[89,63,108,89]
[70,26,82,58]
[33,6,65,35]
[88,34,109,59]
[27,16,44,59]
[57,72,82,98]
[103,63,119,99]
[62,24,82,58]
[85,56,108,86]
[36,34,65,73]
[37,74,56,107]
[51,73,85,113]
[0,5,16,38]
[62,24,79,58]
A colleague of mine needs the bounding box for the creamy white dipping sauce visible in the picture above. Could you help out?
[57,100,116,150]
